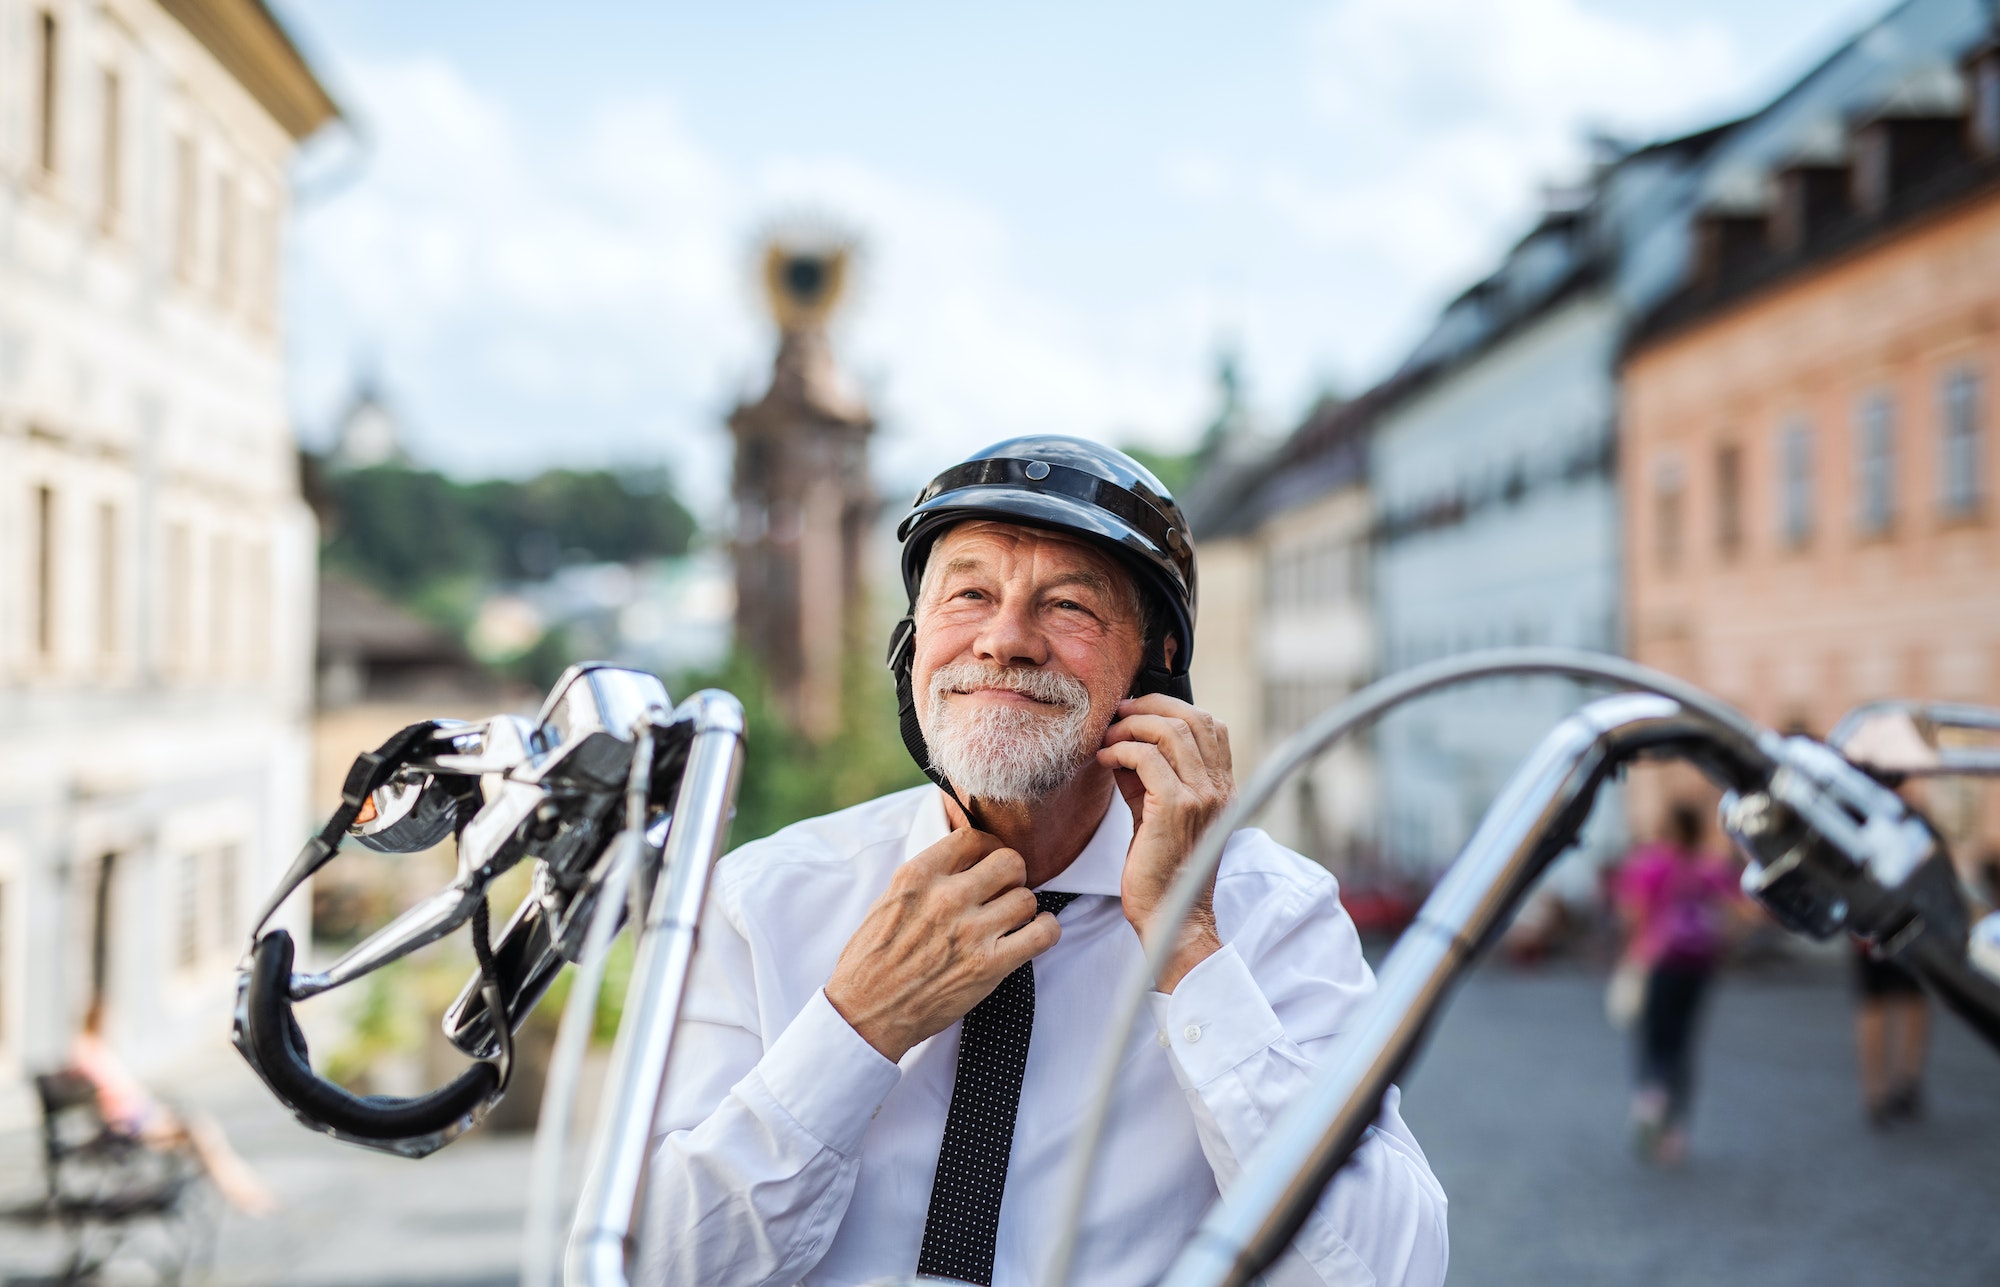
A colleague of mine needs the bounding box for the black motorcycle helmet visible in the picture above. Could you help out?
[886,435,1199,801]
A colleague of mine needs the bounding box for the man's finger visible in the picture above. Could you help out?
[1102,713,1207,784]
[956,846,1029,902]
[990,910,1061,971]
[1117,695,1229,769]
[913,827,1005,877]
[971,885,1040,937]
[1096,740,1188,805]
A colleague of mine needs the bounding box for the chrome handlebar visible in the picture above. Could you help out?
[1141,659,2000,1287]
[236,648,2000,1287]
[231,664,744,1165]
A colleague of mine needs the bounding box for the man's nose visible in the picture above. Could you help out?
[971,595,1048,668]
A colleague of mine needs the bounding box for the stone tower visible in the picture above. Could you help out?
[729,237,875,740]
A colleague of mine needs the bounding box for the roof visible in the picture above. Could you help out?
[317,571,467,665]
[159,0,340,140]
[1631,147,2000,352]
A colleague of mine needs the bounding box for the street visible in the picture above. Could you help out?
[2,955,1995,1285]
[1401,956,2000,1286]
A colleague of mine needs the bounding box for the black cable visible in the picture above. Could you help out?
[470,896,514,1092]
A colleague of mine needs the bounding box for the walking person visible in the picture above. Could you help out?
[1852,946,1929,1126]
[1615,801,1740,1165]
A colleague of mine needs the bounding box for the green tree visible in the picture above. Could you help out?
[676,643,926,848]
[319,462,699,602]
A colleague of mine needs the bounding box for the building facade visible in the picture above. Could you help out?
[1188,393,1376,872]
[1351,0,1994,885]
[730,239,874,741]
[0,0,334,1103]
[1371,283,1630,884]
[1624,33,2000,862]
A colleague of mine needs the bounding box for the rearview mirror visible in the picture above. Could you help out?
[1831,701,2000,779]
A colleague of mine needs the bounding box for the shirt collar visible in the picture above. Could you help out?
[899,787,1129,898]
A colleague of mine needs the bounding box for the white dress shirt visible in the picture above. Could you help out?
[638,785,1448,1287]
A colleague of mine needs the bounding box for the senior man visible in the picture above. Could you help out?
[640,437,1447,1287]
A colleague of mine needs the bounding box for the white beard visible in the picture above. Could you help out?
[920,660,1099,804]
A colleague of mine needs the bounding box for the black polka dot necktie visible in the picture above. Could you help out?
[916,890,1078,1287]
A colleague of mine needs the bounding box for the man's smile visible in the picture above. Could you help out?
[950,685,1062,707]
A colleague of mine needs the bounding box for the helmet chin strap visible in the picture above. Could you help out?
[887,608,1191,833]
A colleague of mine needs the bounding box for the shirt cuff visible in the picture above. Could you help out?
[1145,943,1286,1088]
[746,988,903,1157]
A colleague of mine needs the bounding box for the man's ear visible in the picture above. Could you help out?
[1162,635,1179,670]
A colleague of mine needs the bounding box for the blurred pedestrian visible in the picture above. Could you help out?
[1852,945,1929,1127]
[68,1001,280,1214]
[1615,801,1740,1165]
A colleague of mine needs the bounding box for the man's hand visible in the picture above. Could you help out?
[1098,694,1234,992]
[825,829,1061,1062]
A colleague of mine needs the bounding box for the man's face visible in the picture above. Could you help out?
[911,520,1148,804]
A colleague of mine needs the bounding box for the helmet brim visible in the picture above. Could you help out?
[899,491,1195,669]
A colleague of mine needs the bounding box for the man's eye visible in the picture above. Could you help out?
[957,589,985,601]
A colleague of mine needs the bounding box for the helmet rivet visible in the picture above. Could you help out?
[1024,460,1051,481]
[1166,527,1182,551]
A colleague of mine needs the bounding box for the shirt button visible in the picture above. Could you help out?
[1183,1024,1203,1044]
[1156,1030,1170,1048]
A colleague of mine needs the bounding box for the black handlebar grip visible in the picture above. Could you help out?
[245,930,500,1144]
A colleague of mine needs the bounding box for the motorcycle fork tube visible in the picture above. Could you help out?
[566,693,745,1287]
[1162,693,1771,1287]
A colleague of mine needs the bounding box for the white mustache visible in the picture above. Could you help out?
[929,661,1089,710]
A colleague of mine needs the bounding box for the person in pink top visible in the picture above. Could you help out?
[1615,802,1741,1165]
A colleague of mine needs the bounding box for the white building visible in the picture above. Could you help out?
[0,0,335,1105]
[1188,394,1377,872]
[1369,0,1996,887]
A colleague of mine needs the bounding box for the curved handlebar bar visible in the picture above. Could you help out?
[237,929,502,1156]
[1044,647,1774,1287]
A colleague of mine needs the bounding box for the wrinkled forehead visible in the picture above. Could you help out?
[922,519,1135,594]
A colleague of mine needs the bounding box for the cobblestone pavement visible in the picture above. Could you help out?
[2,957,1995,1285]
[1398,957,2000,1287]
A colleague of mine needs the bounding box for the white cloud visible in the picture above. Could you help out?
[1138,0,1752,382]
[291,4,1772,507]
[1288,0,1745,304]
[290,59,1216,510]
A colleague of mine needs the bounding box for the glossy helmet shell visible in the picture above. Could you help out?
[895,434,1198,672]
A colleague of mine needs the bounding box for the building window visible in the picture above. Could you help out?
[35,10,59,176]
[257,201,282,325]
[215,172,237,304]
[1715,442,1743,557]
[1779,420,1815,547]
[33,486,56,663]
[0,878,9,1052]
[1652,457,1684,571]
[98,67,121,230]
[211,534,232,673]
[214,845,239,954]
[1941,367,1984,518]
[97,501,118,662]
[164,523,191,675]
[1854,391,1896,536]
[176,851,201,969]
[245,542,271,677]
[174,135,198,282]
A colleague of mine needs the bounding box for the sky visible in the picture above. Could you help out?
[278,0,1891,515]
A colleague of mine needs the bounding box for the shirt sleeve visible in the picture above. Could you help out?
[1144,871,1450,1287]
[635,873,903,1287]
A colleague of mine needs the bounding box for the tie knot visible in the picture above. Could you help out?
[1036,890,1079,918]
